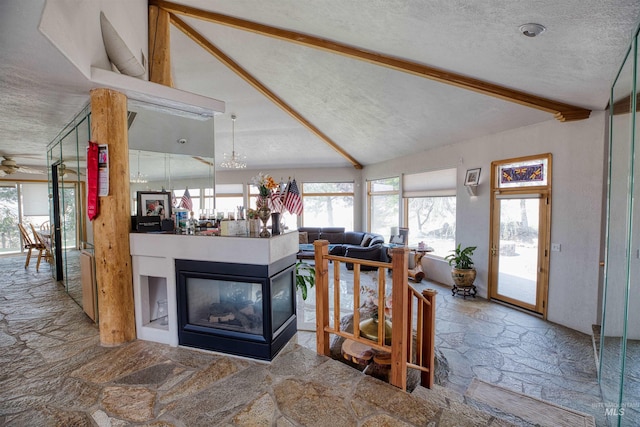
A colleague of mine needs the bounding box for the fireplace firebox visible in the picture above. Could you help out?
[175,257,297,360]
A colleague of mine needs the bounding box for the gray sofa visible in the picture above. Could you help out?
[297,227,387,270]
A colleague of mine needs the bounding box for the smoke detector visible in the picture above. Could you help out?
[519,23,546,38]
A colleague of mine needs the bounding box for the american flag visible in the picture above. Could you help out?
[269,192,285,213]
[284,179,303,215]
[180,188,193,211]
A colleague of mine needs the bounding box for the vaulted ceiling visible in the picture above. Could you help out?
[1,0,639,179]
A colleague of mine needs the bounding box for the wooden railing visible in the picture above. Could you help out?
[313,240,436,390]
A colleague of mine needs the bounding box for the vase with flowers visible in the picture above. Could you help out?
[251,172,279,237]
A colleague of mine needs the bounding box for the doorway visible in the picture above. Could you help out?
[488,154,551,315]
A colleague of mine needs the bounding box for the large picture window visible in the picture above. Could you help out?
[406,196,456,257]
[403,168,457,256]
[302,182,354,229]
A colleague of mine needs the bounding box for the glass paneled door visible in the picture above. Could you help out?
[489,155,551,315]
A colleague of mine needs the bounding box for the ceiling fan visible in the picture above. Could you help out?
[0,156,45,176]
[59,163,82,177]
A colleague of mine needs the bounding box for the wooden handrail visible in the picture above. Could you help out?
[313,240,436,390]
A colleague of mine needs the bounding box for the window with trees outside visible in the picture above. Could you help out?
[368,177,400,238]
[302,182,354,229]
[0,185,20,254]
[0,182,51,254]
[403,168,457,257]
[406,197,456,257]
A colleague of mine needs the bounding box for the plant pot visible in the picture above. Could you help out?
[451,267,476,287]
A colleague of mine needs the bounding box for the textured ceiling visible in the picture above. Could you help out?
[0,0,639,180]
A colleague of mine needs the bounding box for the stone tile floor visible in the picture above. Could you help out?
[0,255,608,426]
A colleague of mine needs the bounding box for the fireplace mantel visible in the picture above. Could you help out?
[130,232,298,350]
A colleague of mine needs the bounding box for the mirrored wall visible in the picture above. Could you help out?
[47,97,216,318]
[47,103,91,307]
[600,24,640,426]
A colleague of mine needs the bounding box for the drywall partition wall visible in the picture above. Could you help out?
[364,112,607,335]
[40,0,148,79]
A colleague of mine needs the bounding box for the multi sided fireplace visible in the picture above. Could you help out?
[175,257,297,360]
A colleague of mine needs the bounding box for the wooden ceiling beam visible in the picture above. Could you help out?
[610,92,640,115]
[150,0,591,122]
[168,13,363,169]
[148,5,173,86]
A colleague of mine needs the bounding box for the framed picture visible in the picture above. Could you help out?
[137,191,172,221]
[464,168,481,186]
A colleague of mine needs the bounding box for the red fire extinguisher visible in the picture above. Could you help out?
[87,141,99,220]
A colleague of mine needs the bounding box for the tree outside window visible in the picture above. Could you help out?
[302,182,354,229]
[406,196,456,257]
[0,185,19,253]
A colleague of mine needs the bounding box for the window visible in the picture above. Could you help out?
[21,183,51,241]
[302,182,354,229]
[406,197,456,257]
[173,188,201,214]
[0,184,20,254]
[0,182,52,255]
[214,184,243,219]
[403,168,457,257]
[497,158,548,189]
[368,177,400,238]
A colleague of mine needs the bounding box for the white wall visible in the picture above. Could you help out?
[364,112,608,335]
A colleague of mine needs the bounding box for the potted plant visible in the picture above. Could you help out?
[295,261,315,300]
[444,244,477,288]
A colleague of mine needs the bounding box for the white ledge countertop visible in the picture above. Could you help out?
[129,231,298,266]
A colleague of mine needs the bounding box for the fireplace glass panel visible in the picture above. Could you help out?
[271,270,294,334]
[186,277,263,335]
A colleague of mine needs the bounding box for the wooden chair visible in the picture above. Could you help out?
[30,223,52,271]
[18,223,44,269]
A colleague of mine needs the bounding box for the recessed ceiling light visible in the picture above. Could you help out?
[177,138,187,144]
[519,23,546,38]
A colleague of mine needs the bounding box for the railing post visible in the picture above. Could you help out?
[390,246,409,390]
[314,240,330,356]
[421,288,437,388]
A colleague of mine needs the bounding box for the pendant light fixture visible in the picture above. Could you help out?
[130,150,148,183]
[220,114,247,169]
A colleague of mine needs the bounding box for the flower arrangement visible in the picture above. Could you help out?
[251,172,279,198]
[251,172,285,212]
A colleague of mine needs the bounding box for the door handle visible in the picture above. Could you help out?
[491,246,497,256]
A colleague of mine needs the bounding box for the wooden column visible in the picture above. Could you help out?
[390,246,409,390]
[148,5,173,86]
[314,240,330,356]
[90,88,136,346]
